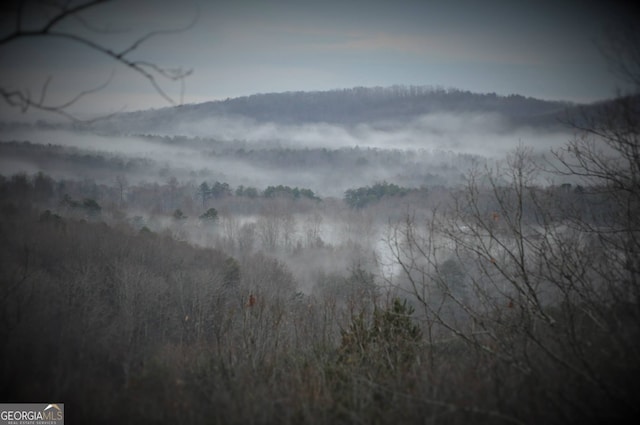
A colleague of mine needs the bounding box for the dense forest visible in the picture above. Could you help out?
[1,84,639,424]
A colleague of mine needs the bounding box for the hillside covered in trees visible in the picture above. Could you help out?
[1,81,639,424]
[72,85,573,135]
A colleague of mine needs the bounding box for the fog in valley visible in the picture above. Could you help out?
[0,103,574,196]
[1,2,639,423]
[3,83,639,425]
[0,92,578,290]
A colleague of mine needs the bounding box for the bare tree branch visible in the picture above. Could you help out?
[0,0,197,120]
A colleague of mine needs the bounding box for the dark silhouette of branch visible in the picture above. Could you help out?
[0,0,197,120]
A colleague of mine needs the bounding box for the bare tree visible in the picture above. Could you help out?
[386,142,640,421]
[552,23,640,308]
[115,174,128,205]
[0,0,196,120]
[598,21,640,90]
[383,26,640,418]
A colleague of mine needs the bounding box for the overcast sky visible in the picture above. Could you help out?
[0,0,633,120]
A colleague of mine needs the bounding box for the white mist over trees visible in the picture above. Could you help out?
[1,21,639,425]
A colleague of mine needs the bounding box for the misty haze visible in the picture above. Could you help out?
[1,1,639,424]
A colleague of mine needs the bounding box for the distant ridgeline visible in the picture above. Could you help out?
[81,85,573,133]
[207,86,570,125]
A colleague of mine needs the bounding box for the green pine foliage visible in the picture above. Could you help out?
[344,181,412,208]
[199,207,219,222]
[338,298,421,373]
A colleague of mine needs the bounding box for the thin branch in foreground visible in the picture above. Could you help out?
[0,0,198,119]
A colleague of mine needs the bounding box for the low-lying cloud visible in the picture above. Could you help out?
[1,111,575,197]
[168,112,571,157]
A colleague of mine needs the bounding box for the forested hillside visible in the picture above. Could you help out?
[1,84,639,424]
[1,0,638,422]
[78,85,572,135]
[0,134,476,197]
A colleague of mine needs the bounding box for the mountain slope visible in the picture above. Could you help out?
[85,86,575,135]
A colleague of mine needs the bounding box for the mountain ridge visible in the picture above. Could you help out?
[82,85,577,134]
